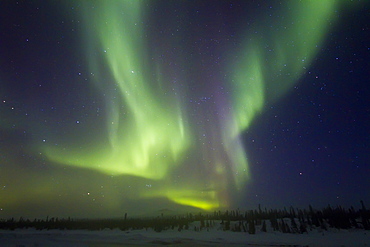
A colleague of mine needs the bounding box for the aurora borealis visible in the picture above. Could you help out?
[1,1,369,218]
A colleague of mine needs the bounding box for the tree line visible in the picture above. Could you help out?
[1,201,369,233]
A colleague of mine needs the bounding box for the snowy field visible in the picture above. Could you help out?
[1,223,369,247]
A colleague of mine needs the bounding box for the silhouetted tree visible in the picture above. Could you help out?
[299,221,308,234]
[290,217,298,233]
[248,220,256,234]
[261,220,267,232]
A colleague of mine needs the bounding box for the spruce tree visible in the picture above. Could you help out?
[291,217,298,233]
[299,221,308,234]
[261,220,267,232]
[248,220,256,234]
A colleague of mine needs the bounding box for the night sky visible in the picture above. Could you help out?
[0,0,369,219]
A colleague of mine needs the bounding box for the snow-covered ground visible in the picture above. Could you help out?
[1,221,369,247]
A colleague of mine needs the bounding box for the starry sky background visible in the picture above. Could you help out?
[0,0,369,218]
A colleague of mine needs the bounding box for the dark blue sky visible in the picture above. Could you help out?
[243,7,370,208]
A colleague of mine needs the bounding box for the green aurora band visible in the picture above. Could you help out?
[42,0,345,211]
